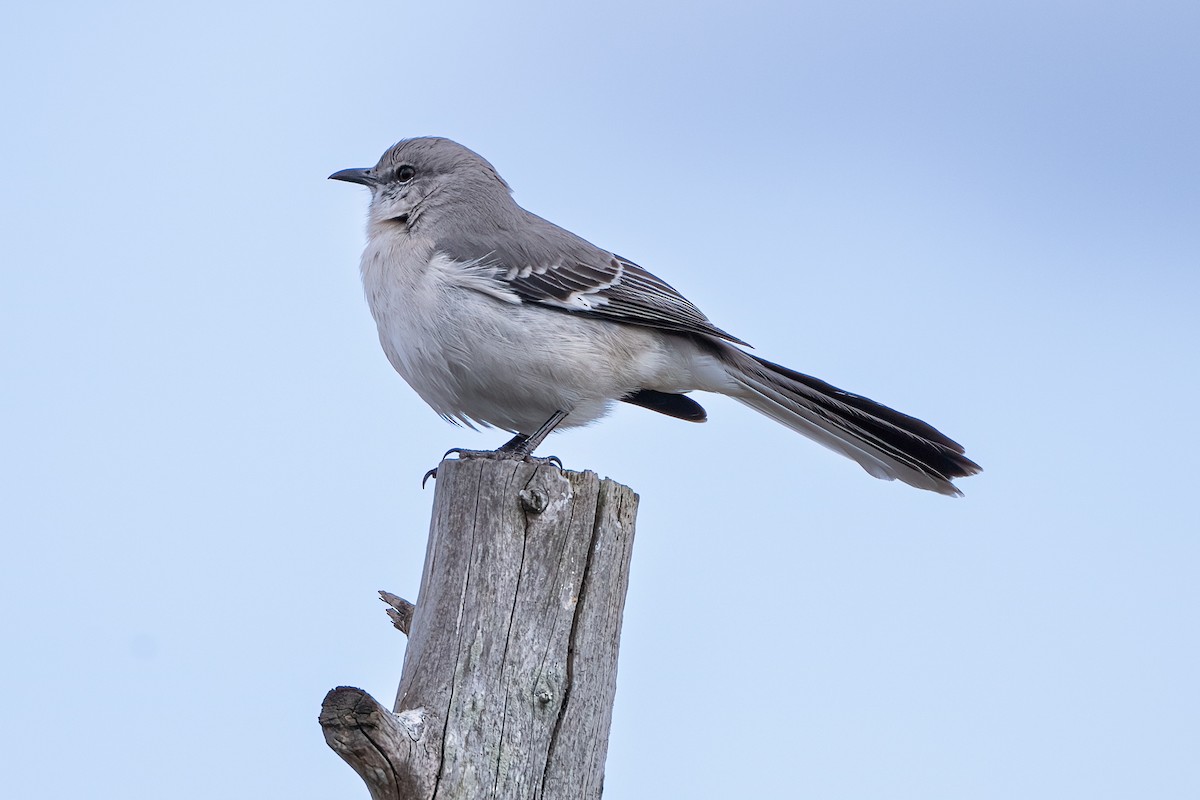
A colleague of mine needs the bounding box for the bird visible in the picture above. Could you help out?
[330,137,981,495]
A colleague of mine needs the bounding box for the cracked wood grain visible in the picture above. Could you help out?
[321,456,639,800]
[319,686,430,800]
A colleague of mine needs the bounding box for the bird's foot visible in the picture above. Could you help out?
[445,447,563,469]
[422,448,563,488]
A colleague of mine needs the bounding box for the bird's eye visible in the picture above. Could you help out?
[395,165,416,182]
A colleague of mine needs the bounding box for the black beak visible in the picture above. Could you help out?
[328,168,375,186]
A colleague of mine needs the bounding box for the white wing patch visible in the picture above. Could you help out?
[432,252,522,304]
[540,291,613,311]
[528,259,623,311]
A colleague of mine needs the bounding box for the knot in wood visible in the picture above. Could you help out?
[519,486,549,514]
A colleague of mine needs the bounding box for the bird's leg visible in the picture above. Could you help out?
[498,410,569,459]
[424,411,570,486]
[495,432,531,452]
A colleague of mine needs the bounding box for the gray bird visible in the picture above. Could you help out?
[331,137,980,495]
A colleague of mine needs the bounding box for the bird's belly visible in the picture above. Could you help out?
[372,284,643,433]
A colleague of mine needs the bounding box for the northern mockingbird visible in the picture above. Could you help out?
[331,137,980,495]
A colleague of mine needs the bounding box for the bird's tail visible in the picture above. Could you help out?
[721,350,981,496]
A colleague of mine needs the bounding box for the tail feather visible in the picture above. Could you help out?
[723,351,981,496]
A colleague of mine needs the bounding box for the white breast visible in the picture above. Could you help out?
[361,234,472,422]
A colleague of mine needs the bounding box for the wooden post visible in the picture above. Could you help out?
[320,456,639,800]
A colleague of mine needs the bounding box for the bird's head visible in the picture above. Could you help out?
[329,137,512,232]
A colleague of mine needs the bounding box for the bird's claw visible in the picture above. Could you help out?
[425,449,563,486]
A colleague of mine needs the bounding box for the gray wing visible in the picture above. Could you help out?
[434,206,748,345]
[457,248,748,345]
[504,254,747,345]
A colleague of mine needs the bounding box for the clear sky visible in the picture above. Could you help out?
[3,1,1198,798]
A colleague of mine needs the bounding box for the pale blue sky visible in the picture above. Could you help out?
[2,2,1198,798]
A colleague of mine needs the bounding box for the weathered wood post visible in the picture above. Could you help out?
[320,456,639,800]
